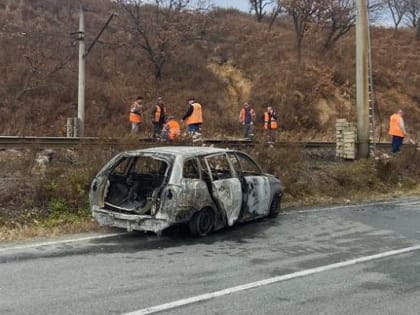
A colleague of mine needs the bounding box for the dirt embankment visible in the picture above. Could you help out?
[208,63,252,115]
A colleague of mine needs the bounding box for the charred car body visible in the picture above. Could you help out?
[89,147,283,236]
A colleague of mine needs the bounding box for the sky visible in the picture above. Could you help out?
[210,1,394,27]
[211,0,250,12]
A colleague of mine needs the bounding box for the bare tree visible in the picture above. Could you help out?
[404,0,420,27]
[249,0,275,22]
[268,1,284,30]
[384,0,409,30]
[115,0,204,80]
[0,26,75,102]
[321,0,356,49]
[249,0,283,30]
[280,0,325,64]
[15,47,74,101]
[366,0,386,24]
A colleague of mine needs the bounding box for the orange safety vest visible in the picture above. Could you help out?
[239,107,255,124]
[264,111,278,130]
[129,102,142,123]
[185,103,203,125]
[166,120,181,140]
[152,105,165,123]
[388,113,404,137]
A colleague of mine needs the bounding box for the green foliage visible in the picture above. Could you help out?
[41,198,90,228]
[28,149,110,226]
[32,168,92,227]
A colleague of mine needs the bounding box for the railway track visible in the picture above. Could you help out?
[0,136,341,149]
[0,136,334,148]
[0,135,415,153]
[0,136,122,148]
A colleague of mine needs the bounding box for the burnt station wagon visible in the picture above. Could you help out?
[89,146,283,236]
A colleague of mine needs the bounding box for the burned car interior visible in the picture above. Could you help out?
[90,147,283,235]
[104,156,169,214]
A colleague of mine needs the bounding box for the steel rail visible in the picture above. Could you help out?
[0,136,125,148]
[0,136,414,151]
[0,136,337,148]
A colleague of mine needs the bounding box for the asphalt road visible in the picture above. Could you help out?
[1,197,420,315]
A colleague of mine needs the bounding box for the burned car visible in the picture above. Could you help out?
[89,147,283,236]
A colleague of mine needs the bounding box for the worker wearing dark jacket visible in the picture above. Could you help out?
[239,102,256,139]
[151,97,166,138]
[264,106,278,144]
[182,97,203,134]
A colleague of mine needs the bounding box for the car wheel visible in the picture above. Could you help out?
[189,208,215,236]
[268,194,281,218]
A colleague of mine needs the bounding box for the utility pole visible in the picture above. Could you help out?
[356,0,369,158]
[75,7,115,137]
[417,16,420,40]
[77,5,85,137]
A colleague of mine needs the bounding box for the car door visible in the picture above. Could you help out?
[229,152,271,218]
[203,153,242,226]
[178,158,213,211]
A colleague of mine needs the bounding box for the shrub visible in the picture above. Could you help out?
[29,147,112,226]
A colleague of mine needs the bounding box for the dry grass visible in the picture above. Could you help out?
[0,218,105,242]
[0,3,419,138]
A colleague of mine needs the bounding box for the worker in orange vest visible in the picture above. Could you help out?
[129,96,144,133]
[161,116,181,141]
[264,106,278,144]
[182,97,203,135]
[388,109,407,153]
[151,97,166,138]
[239,102,256,139]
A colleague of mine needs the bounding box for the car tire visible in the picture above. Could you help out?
[189,208,215,236]
[268,194,281,218]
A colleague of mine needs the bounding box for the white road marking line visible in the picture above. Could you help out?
[281,198,420,215]
[123,244,420,315]
[395,201,420,207]
[0,233,125,253]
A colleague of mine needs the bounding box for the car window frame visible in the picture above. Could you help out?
[202,153,236,181]
[233,152,263,176]
[131,155,168,177]
[110,156,133,177]
[182,158,201,180]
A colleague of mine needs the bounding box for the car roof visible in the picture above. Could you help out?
[126,146,233,158]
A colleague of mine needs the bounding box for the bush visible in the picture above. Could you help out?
[29,147,112,226]
[376,147,420,190]
[246,144,313,199]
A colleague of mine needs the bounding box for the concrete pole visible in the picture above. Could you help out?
[356,0,369,158]
[417,16,420,40]
[77,5,86,137]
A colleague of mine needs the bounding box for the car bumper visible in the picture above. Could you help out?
[92,208,171,233]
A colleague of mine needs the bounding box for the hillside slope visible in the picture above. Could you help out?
[0,0,419,140]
